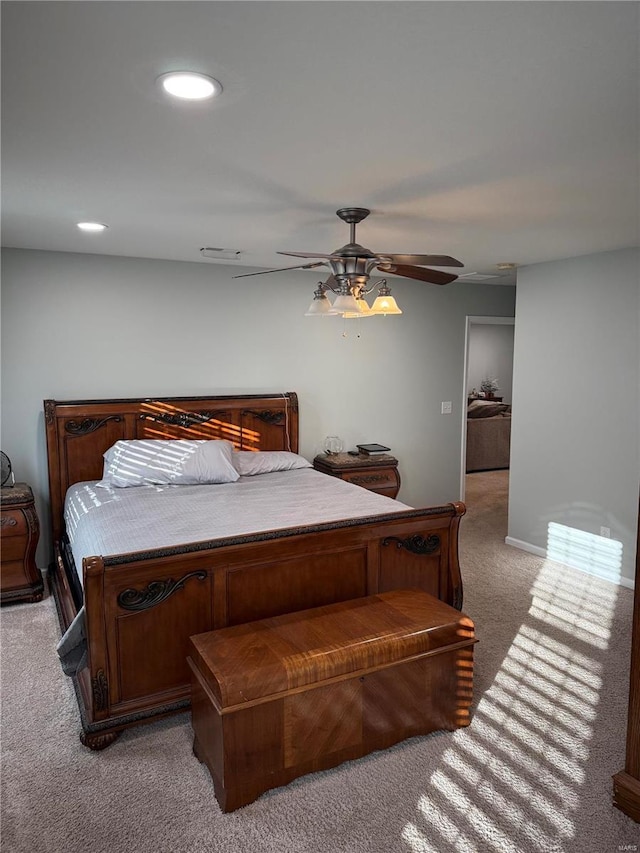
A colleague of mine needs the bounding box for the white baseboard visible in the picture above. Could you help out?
[504,536,546,559]
[504,536,635,590]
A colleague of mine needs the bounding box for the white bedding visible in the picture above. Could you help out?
[57,468,410,676]
[64,467,410,587]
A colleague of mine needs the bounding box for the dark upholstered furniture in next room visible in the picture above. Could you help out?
[465,400,512,472]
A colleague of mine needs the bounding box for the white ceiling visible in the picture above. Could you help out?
[2,2,638,288]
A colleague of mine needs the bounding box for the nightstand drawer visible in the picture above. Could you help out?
[1,533,29,562]
[1,560,31,590]
[0,509,28,538]
[341,469,398,491]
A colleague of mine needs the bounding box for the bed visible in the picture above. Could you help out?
[45,393,466,749]
[465,399,512,472]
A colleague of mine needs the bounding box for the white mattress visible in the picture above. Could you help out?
[64,467,410,586]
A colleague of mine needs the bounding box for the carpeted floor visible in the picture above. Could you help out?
[1,470,638,852]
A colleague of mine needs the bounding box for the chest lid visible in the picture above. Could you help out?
[189,589,475,711]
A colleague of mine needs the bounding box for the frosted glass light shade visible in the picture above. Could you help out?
[305,296,333,316]
[370,294,403,315]
[343,298,373,318]
[331,293,362,315]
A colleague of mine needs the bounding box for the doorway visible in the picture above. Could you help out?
[460,316,515,504]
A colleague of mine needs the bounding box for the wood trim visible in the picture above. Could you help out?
[613,771,640,823]
[613,494,640,820]
[84,556,110,721]
[447,501,465,610]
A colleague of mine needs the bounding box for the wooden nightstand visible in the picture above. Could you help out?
[313,453,401,499]
[1,483,43,605]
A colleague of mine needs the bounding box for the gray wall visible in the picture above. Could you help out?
[467,322,515,404]
[0,247,516,567]
[508,247,639,584]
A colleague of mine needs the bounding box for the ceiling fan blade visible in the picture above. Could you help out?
[376,254,464,268]
[278,250,339,259]
[232,261,326,279]
[376,263,458,285]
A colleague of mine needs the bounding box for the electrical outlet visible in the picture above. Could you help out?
[441,401,452,415]
[600,526,611,538]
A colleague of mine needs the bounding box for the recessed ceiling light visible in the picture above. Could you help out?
[77,222,108,232]
[158,72,222,101]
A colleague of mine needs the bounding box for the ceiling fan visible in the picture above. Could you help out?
[232,207,464,288]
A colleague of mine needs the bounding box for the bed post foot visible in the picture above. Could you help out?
[80,729,121,751]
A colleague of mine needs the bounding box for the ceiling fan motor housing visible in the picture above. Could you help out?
[330,212,377,291]
[328,254,377,292]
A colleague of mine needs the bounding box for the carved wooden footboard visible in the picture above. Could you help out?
[44,394,465,748]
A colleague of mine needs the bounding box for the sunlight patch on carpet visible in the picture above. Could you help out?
[402,558,619,852]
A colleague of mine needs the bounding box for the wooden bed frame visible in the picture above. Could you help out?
[44,393,466,750]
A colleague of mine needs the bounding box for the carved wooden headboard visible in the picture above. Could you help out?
[44,392,299,543]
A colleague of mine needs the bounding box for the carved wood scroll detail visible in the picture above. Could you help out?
[242,409,285,425]
[117,570,207,612]
[381,534,441,555]
[138,411,227,428]
[92,669,109,712]
[65,416,123,436]
[350,474,389,486]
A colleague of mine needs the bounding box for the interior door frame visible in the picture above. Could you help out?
[460,315,515,502]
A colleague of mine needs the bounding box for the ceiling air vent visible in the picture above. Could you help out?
[458,272,499,281]
[200,247,242,261]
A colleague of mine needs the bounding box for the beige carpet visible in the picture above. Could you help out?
[1,471,638,852]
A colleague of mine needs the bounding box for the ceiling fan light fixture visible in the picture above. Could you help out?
[370,281,402,315]
[370,294,402,315]
[250,208,462,323]
[331,293,363,315]
[158,72,222,101]
[305,293,333,316]
[343,298,374,319]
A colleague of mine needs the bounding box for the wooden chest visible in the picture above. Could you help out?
[188,588,476,812]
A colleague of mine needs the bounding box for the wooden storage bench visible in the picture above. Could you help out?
[188,588,476,812]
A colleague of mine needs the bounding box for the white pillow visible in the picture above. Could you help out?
[97,439,239,488]
[233,450,312,477]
